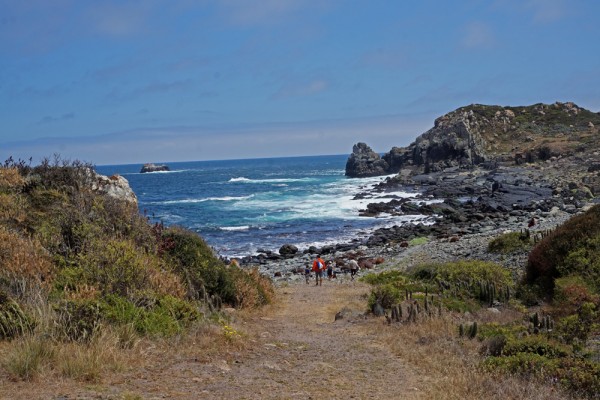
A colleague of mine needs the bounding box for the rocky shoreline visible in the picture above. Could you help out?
[237,101,600,283]
[238,155,599,284]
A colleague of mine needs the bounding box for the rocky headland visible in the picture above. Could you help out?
[249,102,600,282]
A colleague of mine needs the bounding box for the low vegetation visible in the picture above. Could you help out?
[0,156,273,382]
[364,207,600,398]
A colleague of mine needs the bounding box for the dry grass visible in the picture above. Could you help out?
[0,168,24,190]
[372,316,573,400]
[1,327,127,383]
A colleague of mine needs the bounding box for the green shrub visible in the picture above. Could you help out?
[484,352,558,378]
[553,358,600,397]
[162,227,233,300]
[555,302,598,345]
[409,261,513,305]
[433,260,513,288]
[101,294,200,337]
[440,297,480,313]
[526,204,600,294]
[478,322,528,340]
[361,270,408,286]
[161,227,274,308]
[368,284,402,309]
[76,239,152,297]
[502,336,571,358]
[488,231,532,254]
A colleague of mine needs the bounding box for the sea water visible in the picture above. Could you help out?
[97,155,424,257]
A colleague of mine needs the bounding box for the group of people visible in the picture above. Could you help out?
[304,255,360,285]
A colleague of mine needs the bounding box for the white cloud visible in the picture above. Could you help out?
[461,21,495,49]
[217,0,307,27]
[526,0,566,23]
[273,78,330,99]
[88,2,155,36]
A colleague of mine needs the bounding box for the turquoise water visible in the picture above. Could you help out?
[97,155,422,257]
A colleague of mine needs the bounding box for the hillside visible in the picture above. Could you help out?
[0,156,272,382]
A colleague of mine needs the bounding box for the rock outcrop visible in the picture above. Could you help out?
[140,163,170,173]
[345,143,389,177]
[91,173,138,204]
[348,101,600,177]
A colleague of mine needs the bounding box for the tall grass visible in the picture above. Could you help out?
[2,335,55,380]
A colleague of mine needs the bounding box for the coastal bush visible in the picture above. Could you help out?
[501,335,571,358]
[161,227,231,298]
[361,270,408,286]
[554,302,598,346]
[526,204,600,294]
[553,276,599,315]
[161,227,273,308]
[484,352,558,378]
[368,284,402,309]
[487,231,532,254]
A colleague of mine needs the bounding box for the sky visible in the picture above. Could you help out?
[1,0,599,166]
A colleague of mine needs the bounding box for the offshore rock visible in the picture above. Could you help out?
[140,163,170,173]
[345,142,389,177]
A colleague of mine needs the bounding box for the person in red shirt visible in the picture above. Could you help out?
[312,255,326,286]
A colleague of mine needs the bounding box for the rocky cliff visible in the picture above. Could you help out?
[346,101,600,177]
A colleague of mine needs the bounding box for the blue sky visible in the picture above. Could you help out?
[1,0,599,165]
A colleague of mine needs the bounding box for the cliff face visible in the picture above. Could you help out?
[346,101,600,177]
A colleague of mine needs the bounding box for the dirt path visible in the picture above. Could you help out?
[2,280,423,399]
[193,281,420,400]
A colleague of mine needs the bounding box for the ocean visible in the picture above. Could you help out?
[97,155,425,257]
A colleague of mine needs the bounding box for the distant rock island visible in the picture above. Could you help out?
[346,101,600,177]
[140,163,170,173]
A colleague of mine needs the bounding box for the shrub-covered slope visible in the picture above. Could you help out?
[0,157,273,342]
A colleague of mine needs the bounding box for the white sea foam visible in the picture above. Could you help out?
[155,195,254,205]
[220,226,251,231]
[228,177,316,184]
[229,177,251,182]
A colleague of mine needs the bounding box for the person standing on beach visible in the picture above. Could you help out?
[348,259,359,280]
[304,264,311,284]
[326,260,334,281]
[312,255,326,286]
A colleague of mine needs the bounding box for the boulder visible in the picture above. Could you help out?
[91,172,137,205]
[279,244,298,257]
[345,143,389,177]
